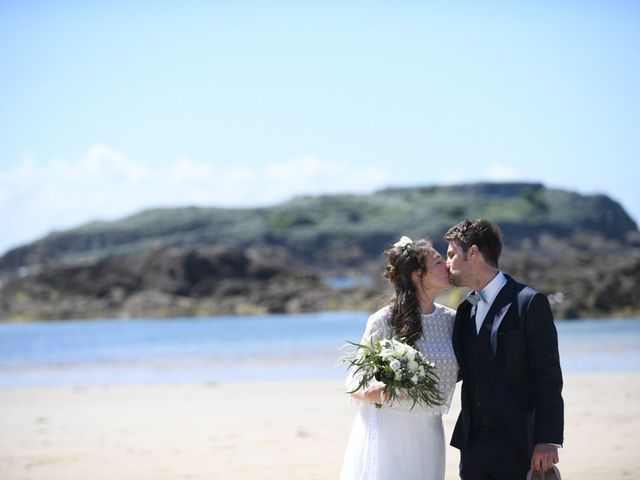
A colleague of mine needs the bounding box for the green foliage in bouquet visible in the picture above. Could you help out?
[344,338,444,410]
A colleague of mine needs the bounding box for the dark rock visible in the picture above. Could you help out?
[1,183,639,320]
[0,246,338,320]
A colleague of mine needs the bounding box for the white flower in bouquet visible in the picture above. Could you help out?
[340,337,444,410]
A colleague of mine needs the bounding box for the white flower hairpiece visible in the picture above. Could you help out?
[393,236,413,248]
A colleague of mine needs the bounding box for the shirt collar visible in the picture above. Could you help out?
[478,271,507,306]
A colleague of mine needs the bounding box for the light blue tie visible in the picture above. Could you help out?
[466,291,486,306]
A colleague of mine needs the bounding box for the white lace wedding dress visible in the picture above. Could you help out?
[340,304,459,480]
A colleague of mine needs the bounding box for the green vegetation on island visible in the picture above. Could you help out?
[0,182,638,320]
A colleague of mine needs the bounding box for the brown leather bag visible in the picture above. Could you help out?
[526,465,561,480]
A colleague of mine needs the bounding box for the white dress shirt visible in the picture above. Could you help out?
[473,271,507,334]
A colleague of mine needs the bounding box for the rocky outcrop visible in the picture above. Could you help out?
[1,183,637,276]
[1,182,639,320]
[0,246,341,320]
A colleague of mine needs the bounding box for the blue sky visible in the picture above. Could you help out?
[1,1,639,254]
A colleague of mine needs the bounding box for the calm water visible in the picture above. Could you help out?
[0,313,638,387]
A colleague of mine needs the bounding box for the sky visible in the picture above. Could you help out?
[1,1,639,255]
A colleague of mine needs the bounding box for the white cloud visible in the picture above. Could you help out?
[442,163,523,184]
[261,156,390,202]
[485,164,521,181]
[0,145,391,254]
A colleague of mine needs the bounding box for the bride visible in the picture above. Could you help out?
[340,237,459,480]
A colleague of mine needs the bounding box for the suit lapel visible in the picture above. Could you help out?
[482,275,517,354]
[453,299,473,363]
[490,303,512,353]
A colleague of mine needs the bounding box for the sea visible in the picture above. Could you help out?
[0,313,639,387]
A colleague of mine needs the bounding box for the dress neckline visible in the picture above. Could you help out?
[421,304,441,317]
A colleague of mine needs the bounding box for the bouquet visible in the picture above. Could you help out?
[342,338,444,410]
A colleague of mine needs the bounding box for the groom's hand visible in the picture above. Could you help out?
[530,444,559,472]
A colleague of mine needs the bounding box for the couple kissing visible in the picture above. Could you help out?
[341,218,563,480]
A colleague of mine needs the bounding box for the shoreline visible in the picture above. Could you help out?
[1,372,639,479]
[3,310,640,323]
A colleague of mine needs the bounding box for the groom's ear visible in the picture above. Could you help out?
[468,245,488,265]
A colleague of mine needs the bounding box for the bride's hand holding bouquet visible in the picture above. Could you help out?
[342,337,444,409]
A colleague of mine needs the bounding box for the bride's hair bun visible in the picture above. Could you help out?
[384,238,432,286]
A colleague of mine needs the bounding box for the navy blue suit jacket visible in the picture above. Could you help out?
[451,274,564,455]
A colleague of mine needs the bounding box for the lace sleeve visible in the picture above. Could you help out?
[345,307,392,396]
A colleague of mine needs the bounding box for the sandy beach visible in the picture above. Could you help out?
[0,372,638,480]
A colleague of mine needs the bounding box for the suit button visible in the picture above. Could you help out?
[474,384,480,390]
[476,402,482,407]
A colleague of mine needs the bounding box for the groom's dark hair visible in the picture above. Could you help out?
[444,219,502,268]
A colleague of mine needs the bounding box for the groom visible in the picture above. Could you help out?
[444,219,563,480]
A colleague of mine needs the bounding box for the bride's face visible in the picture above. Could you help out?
[420,248,451,290]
